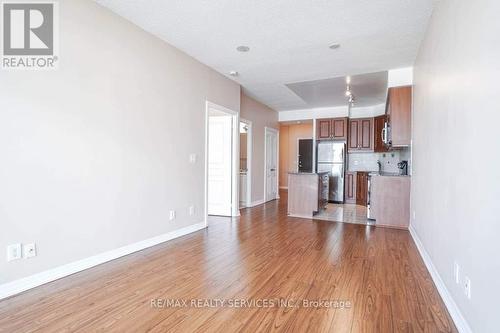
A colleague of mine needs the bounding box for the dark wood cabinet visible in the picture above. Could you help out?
[356,172,369,206]
[348,118,373,152]
[387,86,412,146]
[316,117,347,140]
[345,171,369,206]
[345,172,357,204]
[374,115,389,152]
[317,119,332,140]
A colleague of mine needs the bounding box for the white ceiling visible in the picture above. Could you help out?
[95,0,435,111]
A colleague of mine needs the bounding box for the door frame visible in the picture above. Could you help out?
[205,101,240,225]
[240,118,252,208]
[296,137,313,173]
[264,126,279,202]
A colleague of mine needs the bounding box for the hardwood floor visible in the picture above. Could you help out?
[0,191,456,332]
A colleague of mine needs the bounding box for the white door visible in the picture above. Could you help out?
[208,116,232,216]
[265,129,278,201]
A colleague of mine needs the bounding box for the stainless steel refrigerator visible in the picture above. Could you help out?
[316,141,346,203]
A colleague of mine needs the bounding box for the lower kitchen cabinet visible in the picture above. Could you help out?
[356,172,369,206]
[345,171,368,206]
[345,172,357,204]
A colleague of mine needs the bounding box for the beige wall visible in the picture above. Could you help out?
[0,0,240,284]
[279,123,313,187]
[240,93,279,203]
[411,0,499,331]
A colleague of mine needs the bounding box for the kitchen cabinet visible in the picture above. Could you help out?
[345,171,369,206]
[374,115,389,152]
[386,86,412,146]
[348,118,373,152]
[356,172,369,206]
[316,117,348,140]
[345,172,357,204]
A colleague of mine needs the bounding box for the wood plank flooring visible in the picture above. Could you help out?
[0,191,456,332]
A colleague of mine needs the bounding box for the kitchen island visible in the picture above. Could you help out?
[287,172,329,218]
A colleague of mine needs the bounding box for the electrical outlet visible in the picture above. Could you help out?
[189,205,195,216]
[454,262,460,284]
[7,244,22,262]
[169,210,176,221]
[24,243,37,259]
[464,277,471,299]
[189,153,197,164]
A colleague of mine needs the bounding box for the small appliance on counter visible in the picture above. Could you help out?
[397,160,408,175]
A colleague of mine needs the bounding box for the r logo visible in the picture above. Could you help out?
[2,3,54,56]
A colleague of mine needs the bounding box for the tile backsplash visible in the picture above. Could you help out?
[348,148,411,174]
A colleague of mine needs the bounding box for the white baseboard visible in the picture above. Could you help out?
[409,225,472,333]
[249,199,265,207]
[0,221,207,300]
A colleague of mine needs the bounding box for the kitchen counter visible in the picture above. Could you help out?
[288,172,328,175]
[348,170,410,177]
[287,172,329,218]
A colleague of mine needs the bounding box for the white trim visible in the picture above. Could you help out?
[0,222,206,300]
[288,214,313,219]
[239,118,252,209]
[264,127,279,203]
[312,119,317,173]
[205,101,240,220]
[278,104,385,123]
[388,67,413,87]
[248,198,266,207]
[409,225,472,333]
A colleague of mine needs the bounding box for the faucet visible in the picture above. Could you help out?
[377,160,382,174]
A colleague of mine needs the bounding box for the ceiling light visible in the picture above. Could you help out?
[229,71,239,77]
[329,43,341,50]
[345,84,352,96]
[236,45,250,52]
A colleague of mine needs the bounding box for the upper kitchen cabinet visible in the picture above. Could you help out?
[316,117,348,140]
[348,118,373,152]
[387,86,412,147]
[374,115,389,152]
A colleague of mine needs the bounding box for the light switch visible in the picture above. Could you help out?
[7,244,22,262]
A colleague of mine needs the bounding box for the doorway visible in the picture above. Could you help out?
[205,102,239,219]
[264,127,279,202]
[239,119,252,208]
[297,138,313,173]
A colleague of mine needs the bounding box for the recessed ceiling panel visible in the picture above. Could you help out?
[286,71,388,108]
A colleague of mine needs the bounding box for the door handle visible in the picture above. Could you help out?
[270,168,276,171]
